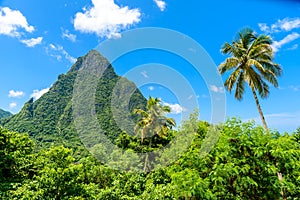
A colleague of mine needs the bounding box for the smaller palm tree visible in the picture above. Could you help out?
[133,97,176,144]
[134,97,176,172]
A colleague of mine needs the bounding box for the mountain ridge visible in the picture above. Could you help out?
[0,109,12,119]
[1,50,146,155]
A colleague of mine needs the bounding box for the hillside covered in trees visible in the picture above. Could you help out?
[0,109,11,120]
[0,50,146,156]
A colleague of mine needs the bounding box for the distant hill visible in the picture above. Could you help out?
[0,109,12,119]
[1,50,146,155]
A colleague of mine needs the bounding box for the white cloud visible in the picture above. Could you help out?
[73,0,141,38]
[258,18,300,53]
[141,70,148,78]
[209,85,225,93]
[148,86,154,91]
[62,29,76,42]
[46,44,77,63]
[287,44,298,51]
[49,44,56,49]
[9,102,17,109]
[271,18,300,32]
[20,37,43,47]
[30,88,50,100]
[8,90,24,98]
[154,0,166,11]
[289,85,300,92]
[164,102,186,114]
[258,23,270,32]
[271,32,300,52]
[248,110,300,132]
[259,18,300,33]
[0,7,34,37]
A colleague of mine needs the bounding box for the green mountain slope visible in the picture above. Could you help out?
[1,50,146,153]
[0,109,12,119]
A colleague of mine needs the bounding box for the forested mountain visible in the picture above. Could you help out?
[0,50,146,154]
[0,109,12,119]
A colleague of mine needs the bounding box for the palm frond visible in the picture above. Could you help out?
[224,68,241,92]
[235,72,245,100]
[218,57,239,74]
[221,42,234,54]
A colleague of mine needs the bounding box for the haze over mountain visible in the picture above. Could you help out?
[0,109,12,119]
[1,50,146,154]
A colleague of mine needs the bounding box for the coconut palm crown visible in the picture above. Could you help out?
[133,97,176,143]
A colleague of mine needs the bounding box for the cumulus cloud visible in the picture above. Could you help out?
[259,18,300,33]
[31,88,50,100]
[73,0,141,38]
[164,102,186,114]
[0,7,34,37]
[9,102,17,109]
[20,37,43,47]
[271,18,300,32]
[258,23,269,32]
[46,44,77,63]
[271,32,300,52]
[154,0,166,11]
[258,18,300,53]
[8,90,24,98]
[209,85,225,93]
[62,29,76,42]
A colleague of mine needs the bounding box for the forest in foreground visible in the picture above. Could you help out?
[1,117,300,199]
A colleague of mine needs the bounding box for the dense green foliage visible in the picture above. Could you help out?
[0,50,146,156]
[1,118,299,199]
[0,109,12,119]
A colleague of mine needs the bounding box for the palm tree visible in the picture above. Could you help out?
[133,97,176,143]
[134,97,176,172]
[218,28,282,131]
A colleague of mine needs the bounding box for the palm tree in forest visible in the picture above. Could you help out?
[134,97,176,172]
[133,97,176,144]
[218,28,282,131]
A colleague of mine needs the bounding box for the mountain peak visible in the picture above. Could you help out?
[2,49,146,153]
[69,50,110,73]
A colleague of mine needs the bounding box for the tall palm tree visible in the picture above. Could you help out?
[218,28,282,131]
[134,97,176,143]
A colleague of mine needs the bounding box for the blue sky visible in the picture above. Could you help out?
[0,0,300,132]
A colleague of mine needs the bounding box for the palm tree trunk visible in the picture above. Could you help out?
[277,172,287,200]
[143,154,149,173]
[252,89,286,199]
[251,88,269,132]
